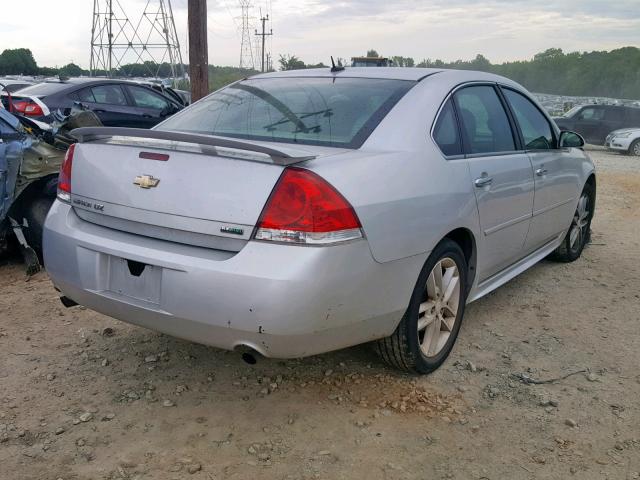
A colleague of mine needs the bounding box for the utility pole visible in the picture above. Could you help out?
[188,0,209,101]
[107,0,113,75]
[254,14,272,72]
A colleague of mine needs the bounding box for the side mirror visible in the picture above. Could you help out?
[559,131,585,148]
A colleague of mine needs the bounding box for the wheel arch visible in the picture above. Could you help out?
[7,173,58,220]
[585,172,596,217]
[443,227,477,294]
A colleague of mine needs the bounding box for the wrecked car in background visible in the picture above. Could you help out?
[0,104,101,273]
[6,78,184,128]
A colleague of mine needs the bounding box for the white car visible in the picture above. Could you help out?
[605,128,640,156]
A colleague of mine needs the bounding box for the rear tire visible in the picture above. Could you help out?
[375,239,467,374]
[549,182,594,263]
[23,197,54,262]
[629,140,640,157]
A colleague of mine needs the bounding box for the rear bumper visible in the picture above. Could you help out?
[43,202,423,358]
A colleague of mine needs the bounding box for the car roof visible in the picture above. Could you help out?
[249,67,523,88]
[42,77,151,86]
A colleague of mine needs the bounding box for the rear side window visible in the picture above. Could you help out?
[90,85,127,106]
[433,99,462,156]
[157,77,415,148]
[128,86,171,110]
[75,88,96,103]
[454,85,515,154]
[503,89,555,149]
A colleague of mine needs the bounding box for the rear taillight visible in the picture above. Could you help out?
[12,100,44,116]
[254,167,362,245]
[57,143,76,203]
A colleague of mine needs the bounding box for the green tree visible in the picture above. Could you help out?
[59,63,85,77]
[278,54,306,71]
[391,56,415,67]
[366,49,380,58]
[0,48,38,75]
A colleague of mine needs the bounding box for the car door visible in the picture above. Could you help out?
[501,87,581,253]
[124,85,179,128]
[601,107,625,140]
[453,85,534,281]
[572,106,605,144]
[74,84,139,127]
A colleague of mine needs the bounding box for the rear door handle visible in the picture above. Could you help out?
[474,176,493,187]
[535,168,548,176]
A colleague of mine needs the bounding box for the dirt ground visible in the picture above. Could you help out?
[1,148,639,480]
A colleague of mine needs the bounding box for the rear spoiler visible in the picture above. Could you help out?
[70,127,316,166]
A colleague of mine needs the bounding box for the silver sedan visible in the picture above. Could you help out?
[43,67,595,373]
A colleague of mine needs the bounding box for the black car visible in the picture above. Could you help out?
[553,104,640,145]
[5,78,183,128]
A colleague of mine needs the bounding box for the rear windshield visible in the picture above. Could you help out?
[13,82,69,96]
[157,77,415,148]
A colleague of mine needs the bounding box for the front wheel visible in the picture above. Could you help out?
[629,140,640,157]
[375,239,467,374]
[549,183,594,263]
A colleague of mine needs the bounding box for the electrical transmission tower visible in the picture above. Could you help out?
[90,0,185,80]
[238,0,255,70]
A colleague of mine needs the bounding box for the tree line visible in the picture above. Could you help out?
[2,46,639,99]
[280,47,640,99]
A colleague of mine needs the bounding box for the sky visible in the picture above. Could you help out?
[0,0,639,70]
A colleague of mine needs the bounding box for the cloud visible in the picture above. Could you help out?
[0,0,638,69]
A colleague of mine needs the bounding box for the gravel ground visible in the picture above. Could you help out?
[0,149,639,480]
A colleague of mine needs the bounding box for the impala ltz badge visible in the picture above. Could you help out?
[133,175,160,189]
[220,226,244,236]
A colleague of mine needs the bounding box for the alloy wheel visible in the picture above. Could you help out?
[569,193,590,251]
[633,142,640,156]
[417,257,461,357]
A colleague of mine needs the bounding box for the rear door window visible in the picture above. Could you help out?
[454,85,515,154]
[433,99,462,156]
[90,85,127,106]
[630,108,640,125]
[577,107,604,121]
[604,107,624,122]
[127,85,172,110]
[503,88,555,149]
[74,88,96,103]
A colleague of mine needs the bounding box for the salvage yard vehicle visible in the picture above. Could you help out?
[43,68,596,373]
[553,104,640,145]
[605,127,640,156]
[6,78,183,128]
[0,105,101,272]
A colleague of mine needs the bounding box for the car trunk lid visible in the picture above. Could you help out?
[68,128,345,252]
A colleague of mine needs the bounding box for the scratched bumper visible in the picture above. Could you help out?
[43,201,420,358]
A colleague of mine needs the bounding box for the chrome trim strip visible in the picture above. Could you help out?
[484,212,532,236]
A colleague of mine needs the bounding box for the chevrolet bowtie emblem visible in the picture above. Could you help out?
[133,175,160,189]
